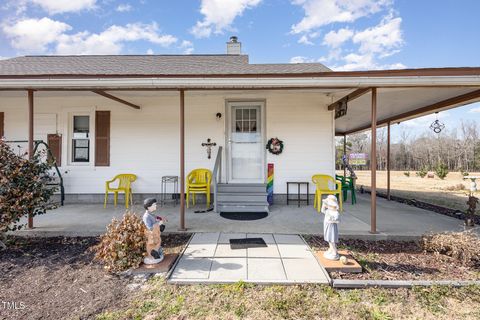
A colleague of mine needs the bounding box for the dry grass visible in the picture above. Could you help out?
[97,279,480,320]
[348,170,480,212]
[422,231,480,268]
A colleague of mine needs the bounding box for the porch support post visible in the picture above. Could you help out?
[28,89,34,229]
[343,134,347,177]
[387,121,391,201]
[179,89,186,231]
[370,88,377,234]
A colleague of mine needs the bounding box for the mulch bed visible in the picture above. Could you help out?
[0,234,190,320]
[305,236,480,281]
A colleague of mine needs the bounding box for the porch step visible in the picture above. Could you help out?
[218,203,270,213]
[217,183,266,193]
[217,192,268,202]
[216,183,269,213]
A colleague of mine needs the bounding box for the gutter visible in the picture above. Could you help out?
[1,75,480,90]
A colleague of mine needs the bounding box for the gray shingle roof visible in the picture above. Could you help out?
[0,55,331,76]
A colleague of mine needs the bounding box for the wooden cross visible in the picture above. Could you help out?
[201,138,217,159]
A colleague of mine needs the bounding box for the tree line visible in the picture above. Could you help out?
[336,120,480,172]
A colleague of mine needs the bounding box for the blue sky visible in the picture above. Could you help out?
[0,0,479,138]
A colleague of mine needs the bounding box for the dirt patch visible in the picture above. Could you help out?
[0,234,190,320]
[305,236,480,281]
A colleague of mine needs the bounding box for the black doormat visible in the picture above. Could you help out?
[229,238,267,250]
[219,211,268,221]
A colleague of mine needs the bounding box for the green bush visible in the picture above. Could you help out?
[435,163,449,180]
[416,168,428,178]
[403,171,410,177]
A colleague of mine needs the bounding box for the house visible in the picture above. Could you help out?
[1,37,480,231]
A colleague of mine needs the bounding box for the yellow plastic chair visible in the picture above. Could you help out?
[312,174,343,212]
[186,169,212,208]
[104,174,137,209]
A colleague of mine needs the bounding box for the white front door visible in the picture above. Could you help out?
[226,101,265,183]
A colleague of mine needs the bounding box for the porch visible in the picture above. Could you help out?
[12,193,467,240]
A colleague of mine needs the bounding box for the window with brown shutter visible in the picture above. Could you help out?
[0,112,4,138]
[47,133,62,166]
[95,111,110,166]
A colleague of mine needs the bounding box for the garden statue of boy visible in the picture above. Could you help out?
[321,194,340,260]
[142,198,166,264]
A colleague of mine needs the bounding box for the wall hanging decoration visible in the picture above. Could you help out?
[266,137,284,155]
[201,138,216,159]
[430,112,445,133]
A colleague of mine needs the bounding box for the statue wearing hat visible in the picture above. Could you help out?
[142,198,166,265]
[321,194,340,260]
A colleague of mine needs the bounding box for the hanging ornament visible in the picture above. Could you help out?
[430,112,445,133]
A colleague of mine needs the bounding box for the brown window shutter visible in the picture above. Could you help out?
[95,111,110,166]
[47,134,62,166]
[0,112,4,138]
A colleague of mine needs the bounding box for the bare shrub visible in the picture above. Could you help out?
[92,212,146,272]
[422,231,480,267]
[444,183,466,191]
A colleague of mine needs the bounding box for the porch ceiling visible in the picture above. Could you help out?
[334,86,480,135]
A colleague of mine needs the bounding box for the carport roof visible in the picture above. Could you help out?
[334,87,480,135]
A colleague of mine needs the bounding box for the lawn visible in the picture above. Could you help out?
[98,279,480,320]
[2,235,480,319]
[347,170,479,213]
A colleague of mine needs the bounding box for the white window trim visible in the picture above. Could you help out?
[61,107,96,168]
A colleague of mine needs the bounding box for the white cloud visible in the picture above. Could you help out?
[291,0,391,34]
[179,40,194,54]
[2,17,71,52]
[468,106,480,113]
[298,34,314,45]
[55,23,178,54]
[191,0,262,38]
[331,52,406,71]
[289,56,315,63]
[29,0,97,14]
[2,18,179,54]
[146,48,154,54]
[352,14,403,55]
[116,4,132,12]
[323,28,353,48]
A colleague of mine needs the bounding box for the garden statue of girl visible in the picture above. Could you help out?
[321,194,340,260]
[142,198,166,264]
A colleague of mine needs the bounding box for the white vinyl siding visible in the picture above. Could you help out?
[0,91,334,194]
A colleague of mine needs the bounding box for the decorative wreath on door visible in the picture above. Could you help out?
[266,137,284,155]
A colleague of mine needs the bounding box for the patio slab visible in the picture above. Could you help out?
[247,258,286,281]
[168,232,329,284]
[12,194,469,240]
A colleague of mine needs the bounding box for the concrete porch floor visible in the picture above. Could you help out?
[12,194,469,240]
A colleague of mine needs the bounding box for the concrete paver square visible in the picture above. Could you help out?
[215,244,247,257]
[189,232,220,245]
[170,257,212,279]
[247,244,280,258]
[277,243,314,258]
[183,243,217,257]
[209,257,247,281]
[282,258,329,283]
[248,258,286,281]
[218,233,246,244]
[273,234,305,244]
[246,233,275,244]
